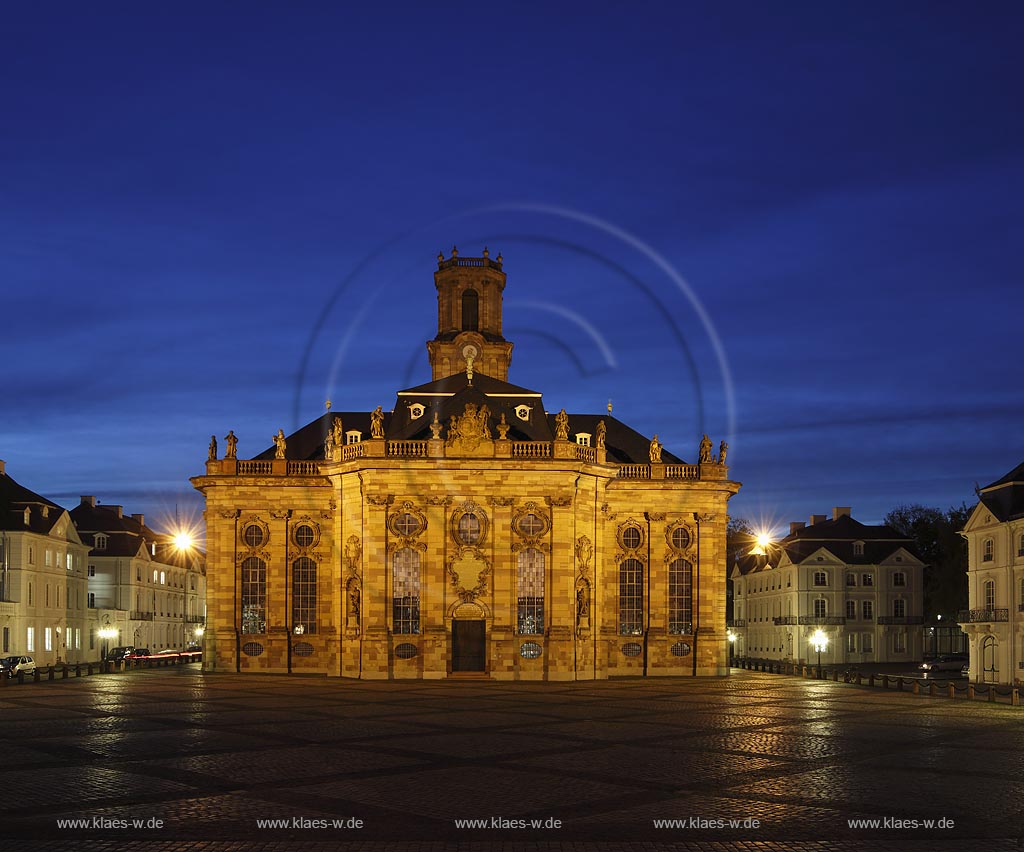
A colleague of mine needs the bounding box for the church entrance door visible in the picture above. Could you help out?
[452,620,486,672]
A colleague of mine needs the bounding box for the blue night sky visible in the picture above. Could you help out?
[2,3,1022,537]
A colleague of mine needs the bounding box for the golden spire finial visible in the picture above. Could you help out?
[325,399,331,411]
[607,399,613,414]
[451,244,459,258]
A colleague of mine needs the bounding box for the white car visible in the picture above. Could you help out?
[918,654,968,673]
[0,655,36,678]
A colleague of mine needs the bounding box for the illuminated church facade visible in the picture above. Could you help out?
[193,251,740,679]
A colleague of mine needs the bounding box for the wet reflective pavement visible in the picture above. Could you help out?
[1,666,1021,851]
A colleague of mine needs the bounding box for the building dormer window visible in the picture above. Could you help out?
[983,539,993,562]
[853,541,864,556]
[575,433,591,446]
[95,534,108,551]
[346,431,361,444]
[515,404,530,421]
[409,403,425,420]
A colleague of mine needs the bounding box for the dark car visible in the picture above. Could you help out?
[127,648,151,659]
[105,646,135,662]
[918,654,968,673]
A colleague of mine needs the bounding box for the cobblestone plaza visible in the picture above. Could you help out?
[1,667,1021,851]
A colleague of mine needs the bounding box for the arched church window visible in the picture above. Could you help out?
[517,548,545,634]
[392,548,421,634]
[241,556,267,634]
[668,558,692,634]
[292,557,317,634]
[619,558,643,635]
[457,512,482,545]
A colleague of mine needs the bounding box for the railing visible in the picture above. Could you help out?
[129,611,154,621]
[237,460,273,475]
[341,443,366,461]
[286,461,320,475]
[574,444,596,463]
[877,616,925,625]
[438,256,502,271]
[511,442,551,458]
[958,608,1009,623]
[798,615,846,625]
[727,619,746,627]
[773,616,798,625]
[617,464,650,479]
[185,615,206,624]
[387,440,429,458]
[666,464,700,479]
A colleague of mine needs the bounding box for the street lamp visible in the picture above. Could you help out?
[727,630,737,665]
[811,628,828,678]
[172,530,195,649]
[98,624,118,667]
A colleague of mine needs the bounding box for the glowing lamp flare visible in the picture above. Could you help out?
[173,532,194,551]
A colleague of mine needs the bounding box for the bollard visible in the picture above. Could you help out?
[19,670,26,684]
[75,664,81,677]
[988,687,995,703]
[928,682,936,697]
[1013,689,1019,707]
[33,668,41,683]
[912,681,919,695]
[882,675,889,689]
[47,666,55,681]
[948,683,955,699]
[832,670,838,682]
[868,674,874,687]
[968,684,975,700]
[897,677,903,692]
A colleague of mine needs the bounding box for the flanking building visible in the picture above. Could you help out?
[69,497,207,653]
[0,461,91,666]
[731,508,925,666]
[192,250,740,679]
[959,459,1024,684]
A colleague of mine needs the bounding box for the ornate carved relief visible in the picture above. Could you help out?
[447,547,491,602]
[575,534,593,575]
[426,495,451,506]
[450,500,488,547]
[545,495,572,508]
[600,503,616,521]
[366,494,393,506]
[511,502,550,550]
[345,577,361,635]
[387,501,427,546]
[646,512,666,522]
[665,520,696,560]
[697,512,717,524]
[488,496,515,507]
[445,403,493,454]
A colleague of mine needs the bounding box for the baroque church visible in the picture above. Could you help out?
[193,250,740,679]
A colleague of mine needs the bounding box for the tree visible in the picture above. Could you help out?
[884,503,970,620]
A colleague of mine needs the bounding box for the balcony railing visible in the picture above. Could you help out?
[574,444,597,463]
[387,440,429,458]
[129,611,155,621]
[727,619,746,627]
[958,608,1009,623]
[286,461,320,475]
[666,464,700,479]
[773,616,798,625]
[798,615,846,625]
[237,460,273,475]
[617,464,650,479]
[876,616,925,625]
[510,441,551,458]
[185,615,206,624]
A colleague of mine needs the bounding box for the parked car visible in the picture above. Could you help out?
[127,648,151,660]
[0,655,37,678]
[152,649,180,658]
[105,646,135,662]
[918,654,968,673]
[184,643,202,652]
[961,662,970,678]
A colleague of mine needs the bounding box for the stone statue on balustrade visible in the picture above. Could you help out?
[554,408,570,440]
[595,419,606,449]
[698,434,713,464]
[370,406,385,438]
[274,429,287,460]
[208,435,217,461]
[224,430,238,460]
[719,440,728,465]
[649,434,663,463]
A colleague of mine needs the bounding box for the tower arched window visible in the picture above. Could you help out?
[461,288,479,331]
[392,548,421,634]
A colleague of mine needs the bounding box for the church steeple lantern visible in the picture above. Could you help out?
[427,247,514,381]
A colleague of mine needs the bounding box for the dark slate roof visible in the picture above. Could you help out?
[549,413,684,465]
[733,553,773,576]
[253,411,390,462]
[70,502,158,558]
[782,515,920,565]
[0,469,65,534]
[396,372,542,398]
[978,459,1024,522]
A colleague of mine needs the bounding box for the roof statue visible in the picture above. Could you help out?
[208,435,217,461]
[224,430,238,460]
[273,429,287,460]
[370,406,385,438]
[719,440,728,465]
[649,434,663,463]
[554,408,570,440]
[699,434,713,464]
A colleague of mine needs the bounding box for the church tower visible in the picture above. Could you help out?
[426,247,514,381]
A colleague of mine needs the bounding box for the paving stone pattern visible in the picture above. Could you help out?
[1,667,1021,852]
